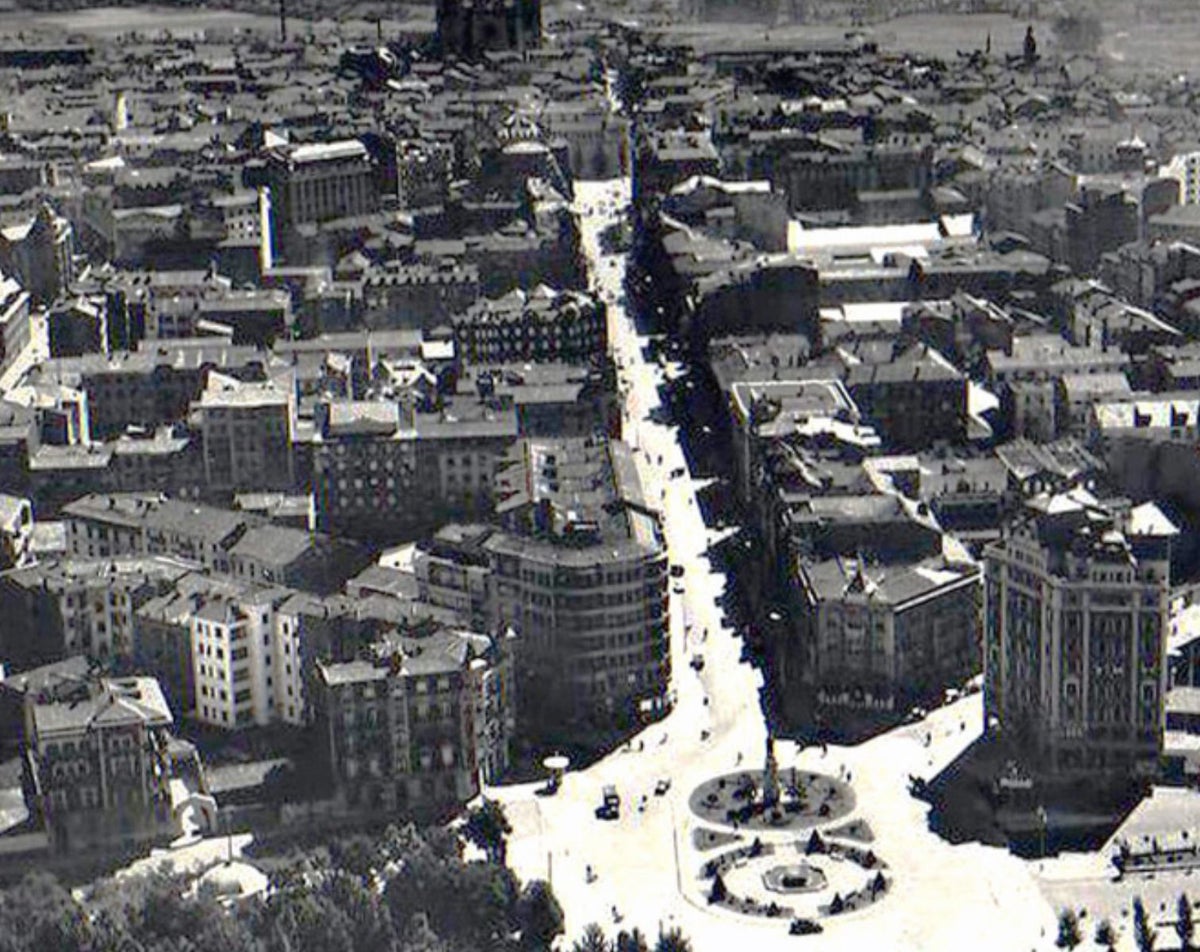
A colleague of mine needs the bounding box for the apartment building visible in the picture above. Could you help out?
[61,494,365,593]
[311,398,517,542]
[189,588,304,729]
[0,556,192,668]
[484,437,669,728]
[452,287,607,365]
[784,552,982,722]
[983,489,1177,780]
[190,371,296,495]
[315,625,515,817]
[26,675,178,851]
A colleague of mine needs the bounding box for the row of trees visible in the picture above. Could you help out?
[0,818,561,952]
[0,800,698,952]
[1057,893,1197,951]
[571,924,693,952]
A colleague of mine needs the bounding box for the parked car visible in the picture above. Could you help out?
[670,565,685,578]
[654,778,671,796]
[690,654,705,671]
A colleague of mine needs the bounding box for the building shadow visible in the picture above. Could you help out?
[918,733,1145,858]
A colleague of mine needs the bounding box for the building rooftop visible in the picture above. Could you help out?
[799,553,979,609]
[228,525,315,567]
[61,493,249,546]
[31,677,172,739]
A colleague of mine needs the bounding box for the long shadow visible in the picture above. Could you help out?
[503,710,669,786]
[919,734,1145,857]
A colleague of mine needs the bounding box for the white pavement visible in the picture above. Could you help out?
[487,177,1063,952]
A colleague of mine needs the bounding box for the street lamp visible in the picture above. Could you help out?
[1036,804,1048,858]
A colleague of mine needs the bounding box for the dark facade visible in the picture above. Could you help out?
[437,0,541,59]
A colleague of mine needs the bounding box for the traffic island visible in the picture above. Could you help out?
[697,833,891,924]
[688,769,855,831]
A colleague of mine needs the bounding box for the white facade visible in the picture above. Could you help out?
[190,594,306,730]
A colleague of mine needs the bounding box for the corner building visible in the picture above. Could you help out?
[984,489,1177,780]
[484,437,669,728]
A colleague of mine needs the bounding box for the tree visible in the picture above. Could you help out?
[574,922,612,952]
[1056,909,1081,950]
[516,880,564,950]
[1094,919,1116,949]
[1179,894,1195,952]
[709,872,728,905]
[616,928,650,952]
[1134,897,1157,952]
[464,799,514,865]
[0,871,98,952]
[805,831,825,855]
[653,926,693,952]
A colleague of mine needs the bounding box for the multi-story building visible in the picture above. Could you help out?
[782,552,982,722]
[0,556,192,668]
[311,397,517,542]
[775,142,934,215]
[983,489,1177,780]
[986,334,1131,441]
[62,493,249,567]
[396,139,454,209]
[452,287,606,365]
[483,437,670,728]
[0,202,75,305]
[61,493,366,594]
[436,0,541,58]
[1163,151,1200,205]
[189,588,304,729]
[26,675,178,851]
[266,140,380,243]
[362,262,481,332]
[0,493,33,570]
[1065,185,1140,275]
[32,343,266,441]
[190,371,296,495]
[315,625,515,818]
[844,344,967,450]
[0,266,31,381]
[414,523,493,633]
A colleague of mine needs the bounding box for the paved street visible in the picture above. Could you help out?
[486,178,1062,951]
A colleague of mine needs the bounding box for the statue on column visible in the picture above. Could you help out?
[763,732,781,809]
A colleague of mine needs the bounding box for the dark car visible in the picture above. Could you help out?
[789,919,823,936]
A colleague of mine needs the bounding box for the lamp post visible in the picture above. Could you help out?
[1036,804,1048,858]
